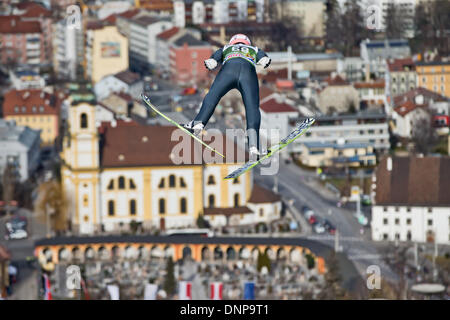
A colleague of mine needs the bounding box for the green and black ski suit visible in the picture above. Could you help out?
[194,44,269,150]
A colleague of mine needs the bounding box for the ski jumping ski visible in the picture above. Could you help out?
[224,117,316,180]
[141,94,225,158]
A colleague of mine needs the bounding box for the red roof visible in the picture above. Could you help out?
[260,97,297,113]
[261,69,289,83]
[157,27,180,40]
[103,14,117,24]
[203,206,253,216]
[248,184,281,203]
[0,16,41,34]
[324,75,348,86]
[99,121,247,167]
[393,87,448,106]
[387,58,415,72]
[354,81,385,89]
[118,9,140,19]
[3,89,61,116]
[21,3,51,18]
[393,101,418,117]
[276,79,294,90]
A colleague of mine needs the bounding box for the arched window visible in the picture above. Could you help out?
[118,176,125,189]
[259,208,264,217]
[159,198,165,214]
[207,175,216,185]
[158,178,165,188]
[169,175,176,188]
[129,179,136,189]
[179,177,186,188]
[130,199,136,215]
[107,179,114,190]
[180,198,187,214]
[208,194,215,208]
[234,193,240,207]
[80,113,88,129]
[108,200,115,216]
[233,177,239,184]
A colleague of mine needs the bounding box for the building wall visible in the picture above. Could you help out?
[5,114,58,145]
[278,0,325,37]
[417,64,450,98]
[292,121,390,153]
[299,145,376,168]
[170,44,213,85]
[372,205,450,244]
[392,107,429,138]
[319,85,360,114]
[87,26,129,84]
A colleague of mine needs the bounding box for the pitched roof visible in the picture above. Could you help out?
[173,34,208,47]
[114,70,140,85]
[203,206,253,216]
[118,9,141,19]
[157,26,180,40]
[324,75,348,86]
[248,184,281,203]
[133,16,160,27]
[260,97,297,113]
[387,57,415,72]
[354,81,385,89]
[3,89,61,116]
[99,121,246,167]
[393,100,419,117]
[261,68,289,83]
[20,3,51,18]
[0,16,41,34]
[375,156,450,206]
[393,87,448,106]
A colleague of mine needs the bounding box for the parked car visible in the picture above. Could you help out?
[312,221,326,234]
[301,206,314,219]
[6,229,28,240]
[308,215,317,225]
[5,215,28,240]
[323,219,336,235]
[181,87,197,95]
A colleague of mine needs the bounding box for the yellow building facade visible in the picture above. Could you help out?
[416,62,450,98]
[86,24,129,84]
[61,101,255,234]
[3,89,61,145]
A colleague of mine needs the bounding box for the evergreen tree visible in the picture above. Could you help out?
[163,257,176,296]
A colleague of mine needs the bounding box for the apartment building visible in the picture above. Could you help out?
[385,57,416,107]
[3,89,62,145]
[129,15,173,73]
[86,22,129,84]
[290,112,390,155]
[416,61,450,98]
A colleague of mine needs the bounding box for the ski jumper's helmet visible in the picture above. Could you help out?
[229,34,251,46]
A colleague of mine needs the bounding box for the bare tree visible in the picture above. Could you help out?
[35,180,68,235]
[2,163,18,216]
[411,116,438,155]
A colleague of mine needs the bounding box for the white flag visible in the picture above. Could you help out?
[107,284,120,300]
[144,283,158,300]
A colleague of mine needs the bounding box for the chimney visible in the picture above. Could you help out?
[387,157,392,171]
[219,25,226,44]
[23,91,30,99]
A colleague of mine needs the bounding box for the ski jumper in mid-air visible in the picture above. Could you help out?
[184,34,271,160]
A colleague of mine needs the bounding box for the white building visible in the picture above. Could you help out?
[259,94,299,147]
[392,100,430,138]
[94,69,143,100]
[129,16,173,72]
[290,112,391,154]
[9,68,45,90]
[371,156,450,245]
[360,39,411,80]
[53,18,84,80]
[0,119,41,182]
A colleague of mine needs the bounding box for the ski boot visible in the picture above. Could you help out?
[183,120,204,137]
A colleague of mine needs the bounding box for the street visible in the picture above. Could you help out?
[254,161,399,282]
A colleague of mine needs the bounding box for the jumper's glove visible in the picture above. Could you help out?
[204,58,218,70]
[257,56,271,69]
